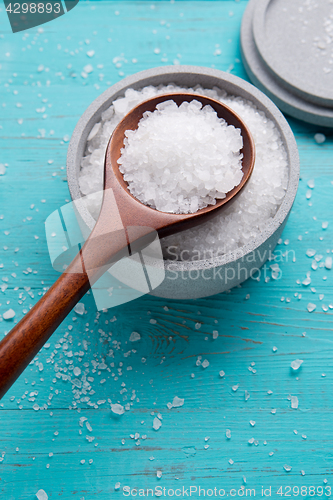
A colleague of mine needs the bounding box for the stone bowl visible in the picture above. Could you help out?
[67,65,299,300]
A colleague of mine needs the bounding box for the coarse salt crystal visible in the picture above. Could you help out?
[36,490,48,500]
[111,403,124,415]
[307,303,316,313]
[171,396,184,408]
[314,133,326,144]
[291,396,299,409]
[83,64,93,74]
[74,303,85,315]
[129,331,141,342]
[290,359,303,371]
[201,359,210,369]
[325,257,332,270]
[153,417,162,430]
[3,308,15,320]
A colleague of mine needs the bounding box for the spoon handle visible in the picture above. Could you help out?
[0,252,90,400]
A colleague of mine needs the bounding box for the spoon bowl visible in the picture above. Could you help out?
[0,93,255,399]
[93,93,255,250]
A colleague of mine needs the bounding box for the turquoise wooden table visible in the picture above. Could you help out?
[1,1,333,499]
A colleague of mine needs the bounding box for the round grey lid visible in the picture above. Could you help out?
[253,0,333,108]
[241,0,333,127]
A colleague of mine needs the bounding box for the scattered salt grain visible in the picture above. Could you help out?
[291,359,303,371]
[129,331,141,342]
[226,429,231,439]
[83,64,93,74]
[3,309,15,320]
[314,133,326,144]
[306,249,316,258]
[153,417,162,430]
[219,370,225,378]
[232,384,239,392]
[111,403,124,415]
[0,164,6,175]
[325,257,332,270]
[212,330,218,339]
[157,470,162,478]
[73,367,81,377]
[171,396,184,408]
[307,303,316,313]
[201,359,209,369]
[74,303,85,315]
[245,390,250,401]
[302,276,311,286]
[284,465,292,472]
[291,396,299,409]
[36,490,48,500]
[249,420,255,427]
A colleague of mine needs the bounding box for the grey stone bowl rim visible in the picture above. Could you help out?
[67,65,299,272]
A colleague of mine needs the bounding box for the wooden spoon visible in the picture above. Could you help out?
[0,93,255,399]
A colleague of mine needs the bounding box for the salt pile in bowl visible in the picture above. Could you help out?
[118,99,244,214]
[79,84,289,260]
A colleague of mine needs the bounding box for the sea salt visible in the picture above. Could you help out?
[118,99,243,214]
[3,309,15,320]
[291,396,299,409]
[325,257,332,270]
[129,331,141,342]
[291,359,303,371]
[74,303,85,315]
[171,396,184,408]
[314,133,326,144]
[111,403,124,415]
[153,417,162,430]
[36,490,48,500]
[79,84,289,259]
[201,359,210,369]
[307,303,316,313]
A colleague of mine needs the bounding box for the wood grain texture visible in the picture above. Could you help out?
[0,1,333,499]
